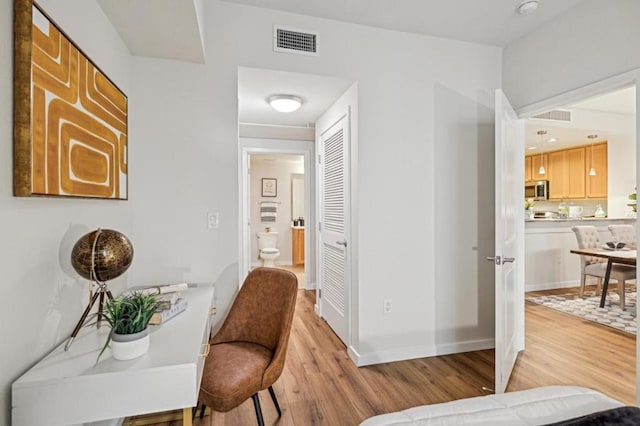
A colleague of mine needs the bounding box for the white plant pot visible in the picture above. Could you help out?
[110,329,150,361]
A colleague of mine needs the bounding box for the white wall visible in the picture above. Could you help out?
[503,0,640,110]
[130,1,501,365]
[1,4,501,421]
[0,1,132,425]
[250,156,304,265]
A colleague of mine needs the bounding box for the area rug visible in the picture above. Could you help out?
[526,292,637,335]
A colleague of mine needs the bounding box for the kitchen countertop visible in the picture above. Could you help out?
[525,217,634,223]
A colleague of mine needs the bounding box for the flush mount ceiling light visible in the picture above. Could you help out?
[268,95,302,113]
[547,137,559,143]
[516,0,540,15]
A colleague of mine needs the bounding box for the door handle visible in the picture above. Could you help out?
[486,256,501,265]
[503,257,515,263]
[336,240,348,247]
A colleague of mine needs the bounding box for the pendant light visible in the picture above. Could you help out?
[588,134,598,176]
[537,130,547,175]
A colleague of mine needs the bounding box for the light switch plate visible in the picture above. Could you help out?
[207,212,219,229]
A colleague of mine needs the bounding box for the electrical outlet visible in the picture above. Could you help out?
[383,299,392,314]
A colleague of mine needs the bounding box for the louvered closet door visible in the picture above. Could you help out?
[319,114,349,345]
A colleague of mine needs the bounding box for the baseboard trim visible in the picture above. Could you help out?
[435,338,495,356]
[347,339,495,366]
[526,281,579,292]
[251,261,294,268]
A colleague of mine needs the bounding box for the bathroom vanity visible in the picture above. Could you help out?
[292,226,305,266]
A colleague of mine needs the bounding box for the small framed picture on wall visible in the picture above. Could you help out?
[262,178,277,197]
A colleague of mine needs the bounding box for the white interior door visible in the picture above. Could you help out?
[318,112,350,345]
[494,90,525,393]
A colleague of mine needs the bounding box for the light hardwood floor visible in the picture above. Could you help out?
[277,265,305,289]
[149,287,635,425]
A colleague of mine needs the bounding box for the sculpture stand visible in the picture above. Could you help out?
[65,282,113,351]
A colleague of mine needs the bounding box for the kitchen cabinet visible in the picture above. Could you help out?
[292,227,304,266]
[586,142,608,198]
[525,218,633,291]
[547,147,586,199]
[530,154,548,181]
[524,156,532,182]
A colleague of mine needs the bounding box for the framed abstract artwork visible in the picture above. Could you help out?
[262,178,277,197]
[14,0,128,199]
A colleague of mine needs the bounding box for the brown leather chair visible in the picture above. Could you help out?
[197,267,298,425]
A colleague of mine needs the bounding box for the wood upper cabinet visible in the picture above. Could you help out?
[565,147,586,198]
[524,156,532,183]
[292,227,305,266]
[586,142,608,198]
[530,154,548,181]
[547,147,586,199]
[547,151,565,199]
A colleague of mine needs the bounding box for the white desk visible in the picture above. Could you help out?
[12,284,216,426]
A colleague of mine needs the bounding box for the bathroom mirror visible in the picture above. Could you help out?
[291,174,304,221]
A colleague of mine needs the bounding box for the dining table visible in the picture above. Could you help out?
[569,247,637,308]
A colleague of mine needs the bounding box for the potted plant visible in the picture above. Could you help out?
[524,198,535,220]
[98,292,160,361]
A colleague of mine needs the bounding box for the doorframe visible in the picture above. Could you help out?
[238,138,315,289]
[314,82,359,361]
[513,68,640,402]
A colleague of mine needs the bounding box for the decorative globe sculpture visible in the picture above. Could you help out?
[66,229,134,351]
[71,229,134,282]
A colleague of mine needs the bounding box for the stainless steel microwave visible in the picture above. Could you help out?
[525,180,549,200]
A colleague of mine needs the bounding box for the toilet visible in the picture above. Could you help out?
[257,231,280,267]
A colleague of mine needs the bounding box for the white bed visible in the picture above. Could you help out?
[360,386,623,425]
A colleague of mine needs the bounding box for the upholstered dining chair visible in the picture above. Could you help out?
[572,226,635,309]
[608,224,636,249]
[197,267,298,425]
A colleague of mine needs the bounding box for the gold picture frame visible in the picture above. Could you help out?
[14,0,128,199]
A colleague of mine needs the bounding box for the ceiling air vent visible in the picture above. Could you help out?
[532,110,571,122]
[273,25,319,56]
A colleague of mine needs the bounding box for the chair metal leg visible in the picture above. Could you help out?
[268,385,282,417]
[199,403,206,419]
[251,393,265,426]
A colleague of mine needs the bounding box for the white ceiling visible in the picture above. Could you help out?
[525,86,636,152]
[238,67,353,127]
[97,0,589,64]
[96,1,634,141]
[221,0,587,47]
[97,0,205,63]
[571,87,636,115]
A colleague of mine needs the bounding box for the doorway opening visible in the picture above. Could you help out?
[248,153,307,288]
[518,81,637,403]
[237,66,357,349]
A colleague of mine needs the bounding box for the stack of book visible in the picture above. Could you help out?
[136,283,189,325]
